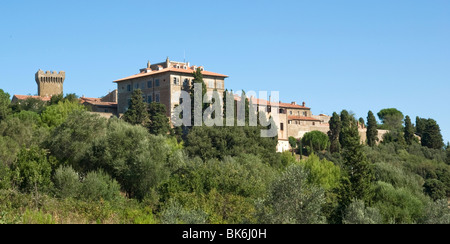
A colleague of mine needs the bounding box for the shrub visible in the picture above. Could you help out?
[300,154,341,190]
[260,165,325,224]
[423,179,446,201]
[419,199,450,224]
[301,131,330,154]
[161,200,208,224]
[342,200,382,224]
[80,170,121,201]
[53,166,81,199]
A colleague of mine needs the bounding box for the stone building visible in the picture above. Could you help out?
[35,69,65,97]
[113,57,228,116]
[80,90,118,118]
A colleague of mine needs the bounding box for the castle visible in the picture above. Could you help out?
[12,58,386,152]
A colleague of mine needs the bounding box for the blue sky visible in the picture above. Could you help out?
[1,0,449,143]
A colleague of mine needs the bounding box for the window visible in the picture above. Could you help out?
[142,95,146,101]
[267,106,272,113]
[155,79,160,87]
[127,84,131,92]
[141,82,146,89]
[174,77,179,85]
[289,111,293,115]
[155,93,160,103]
[208,80,214,88]
[147,94,153,103]
[147,80,153,88]
[303,112,307,116]
[280,123,284,131]
[127,98,131,108]
[135,83,139,89]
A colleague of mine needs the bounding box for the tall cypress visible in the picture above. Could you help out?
[328,112,341,153]
[123,89,149,126]
[421,119,444,149]
[404,115,415,145]
[366,111,378,147]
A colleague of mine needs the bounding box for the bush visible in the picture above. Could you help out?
[342,200,382,224]
[373,162,424,195]
[259,165,325,224]
[0,162,11,190]
[423,179,446,201]
[302,131,330,155]
[373,181,425,224]
[300,154,341,191]
[161,200,208,224]
[53,166,81,199]
[419,199,450,224]
[80,170,121,201]
[11,146,53,193]
[40,101,87,128]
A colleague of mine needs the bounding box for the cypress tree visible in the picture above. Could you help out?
[404,115,415,145]
[147,102,171,135]
[416,116,425,137]
[123,89,149,126]
[421,119,444,149]
[328,112,341,153]
[366,111,378,147]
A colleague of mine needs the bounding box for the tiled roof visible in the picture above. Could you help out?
[80,97,117,107]
[234,95,310,110]
[12,95,51,102]
[114,67,228,83]
[288,116,322,122]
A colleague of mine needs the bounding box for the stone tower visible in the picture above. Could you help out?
[35,69,65,97]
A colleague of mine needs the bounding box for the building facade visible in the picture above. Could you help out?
[35,70,65,97]
[114,58,228,117]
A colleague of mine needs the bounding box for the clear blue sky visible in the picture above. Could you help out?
[1,0,449,143]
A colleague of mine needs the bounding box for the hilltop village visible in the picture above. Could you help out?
[12,58,386,152]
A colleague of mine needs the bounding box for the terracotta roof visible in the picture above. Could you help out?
[12,95,51,102]
[288,116,322,122]
[80,97,117,107]
[114,67,228,83]
[234,95,311,110]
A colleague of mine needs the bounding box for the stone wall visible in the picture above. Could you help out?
[35,70,65,97]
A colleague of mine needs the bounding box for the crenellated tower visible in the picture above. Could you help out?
[35,69,65,97]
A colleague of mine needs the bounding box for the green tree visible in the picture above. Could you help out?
[11,97,47,114]
[80,170,121,201]
[190,68,208,126]
[122,89,149,126]
[40,100,87,128]
[419,199,450,224]
[302,131,330,154]
[11,146,53,193]
[342,200,382,224]
[358,117,365,127]
[404,115,415,145]
[421,119,444,149]
[377,108,404,130]
[300,154,341,191]
[0,89,11,121]
[49,94,64,105]
[424,179,446,201]
[260,165,325,224]
[64,93,79,103]
[366,111,378,147]
[416,116,426,137]
[147,102,171,135]
[53,165,81,199]
[46,111,107,172]
[288,136,297,156]
[446,143,450,165]
[328,112,341,153]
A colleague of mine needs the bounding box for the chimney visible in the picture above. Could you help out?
[302,102,306,107]
[291,101,297,105]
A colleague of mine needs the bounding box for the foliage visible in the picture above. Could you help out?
[373,181,425,224]
[11,146,53,193]
[342,199,382,224]
[85,120,173,200]
[0,89,11,121]
[288,136,297,155]
[366,111,378,147]
[80,170,121,202]
[147,102,171,136]
[301,131,330,154]
[11,97,47,114]
[46,111,107,171]
[404,115,415,145]
[420,118,444,149]
[161,200,208,224]
[259,165,326,224]
[122,89,149,126]
[328,112,341,153]
[377,108,404,130]
[423,179,446,201]
[419,199,450,224]
[299,154,341,191]
[53,166,81,199]
[40,100,87,128]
